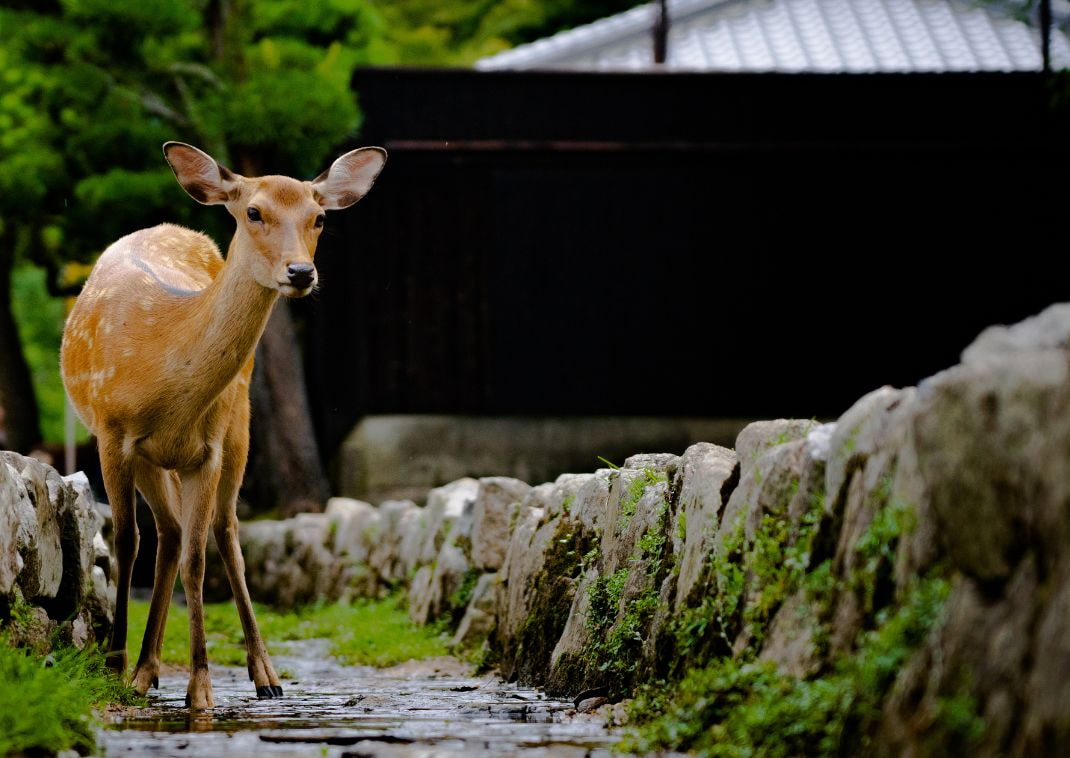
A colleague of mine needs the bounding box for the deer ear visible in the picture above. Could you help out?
[163,142,241,205]
[311,147,387,210]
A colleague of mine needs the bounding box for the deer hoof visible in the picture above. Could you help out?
[256,685,284,699]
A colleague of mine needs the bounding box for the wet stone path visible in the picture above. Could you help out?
[100,640,622,757]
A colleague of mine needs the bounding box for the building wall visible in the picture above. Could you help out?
[304,69,1070,455]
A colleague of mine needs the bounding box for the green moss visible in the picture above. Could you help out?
[448,567,482,616]
[618,468,668,531]
[0,636,143,756]
[509,517,597,684]
[676,510,688,541]
[579,481,673,692]
[671,484,826,673]
[933,693,986,746]
[625,575,950,756]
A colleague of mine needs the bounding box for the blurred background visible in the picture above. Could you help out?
[1,0,1068,529]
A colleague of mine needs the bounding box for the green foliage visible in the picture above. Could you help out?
[0,635,143,756]
[618,468,667,531]
[579,474,672,688]
[375,0,648,65]
[625,576,951,757]
[10,264,88,443]
[448,567,482,614]
[127,594,450,669]
[672,485,826,667]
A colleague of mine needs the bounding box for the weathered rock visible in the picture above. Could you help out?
[757,590,822,677]
[0,453,62,601]
[734,419,818,478]
[0,461,26,596]
[548,461,675,695]
[875,303,1070,754]
[325,497,380,597]
[495,496,550,675]
[823,386,917,656]
[547,567,598,694]
[409,539,469,625]
[409,481,481,625]
[416,478,479,566]
[469,477,532,571]
[496,472,601,685]
[715,436,808,551]
[52,464,103,619]
[670,443,738,611]
[369,499,421,585]
[240,514,337,607]
[451,572,500,648]
[85,564,113,642]
[913,313,1070,585]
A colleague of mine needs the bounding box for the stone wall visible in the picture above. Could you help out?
[232,302,1070,753]
[0,452,114,650]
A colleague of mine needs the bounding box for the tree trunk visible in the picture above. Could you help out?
[243,299,330,516]
[0,244,43,452]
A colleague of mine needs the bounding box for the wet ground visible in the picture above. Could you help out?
[100,640,622,757]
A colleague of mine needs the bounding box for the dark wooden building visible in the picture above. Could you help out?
[304,68,1070,457]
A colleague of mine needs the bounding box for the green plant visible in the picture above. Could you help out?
[618,468,667,531]
[0,636,143,756]
[448,567,482,613]
[128,594,450,669]
[625,575,951,757]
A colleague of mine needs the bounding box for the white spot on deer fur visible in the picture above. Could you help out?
[122,346,135,358]
[140,298,153,310]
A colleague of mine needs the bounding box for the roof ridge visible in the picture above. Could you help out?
[475,0,1070,72]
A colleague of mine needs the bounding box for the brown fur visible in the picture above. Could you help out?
[60,142,385,709]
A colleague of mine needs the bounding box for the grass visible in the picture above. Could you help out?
[0,635,142,756]
[128,593,450,670]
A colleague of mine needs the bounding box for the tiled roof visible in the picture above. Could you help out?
[475,0,1070,72]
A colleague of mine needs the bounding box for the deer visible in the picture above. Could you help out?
[60,141,386,708]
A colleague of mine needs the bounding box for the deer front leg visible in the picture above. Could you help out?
[99,436,138,676]
[131,463,182,695]
[213,399,282,698]
[179,462,222,709]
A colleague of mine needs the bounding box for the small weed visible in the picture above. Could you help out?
[618,468,667,531]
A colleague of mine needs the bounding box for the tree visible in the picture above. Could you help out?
[0,0,375,512]
[0,0,645,500]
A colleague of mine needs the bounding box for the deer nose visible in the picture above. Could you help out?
[286,263,316,289]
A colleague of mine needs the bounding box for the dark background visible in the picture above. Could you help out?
[304,68,1070,457]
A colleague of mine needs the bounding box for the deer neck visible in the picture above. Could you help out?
[181,236,279,407]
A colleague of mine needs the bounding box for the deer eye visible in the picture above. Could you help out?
[247,207,263,223]
[314,214,325,228]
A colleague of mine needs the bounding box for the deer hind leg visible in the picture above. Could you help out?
[130,461,182,695]
[213,402,282,698]
[178,461,222,709]
[99,433,138,676]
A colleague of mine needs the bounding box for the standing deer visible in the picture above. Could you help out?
[60,142,386,708]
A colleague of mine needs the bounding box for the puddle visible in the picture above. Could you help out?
[101,640,622,757]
